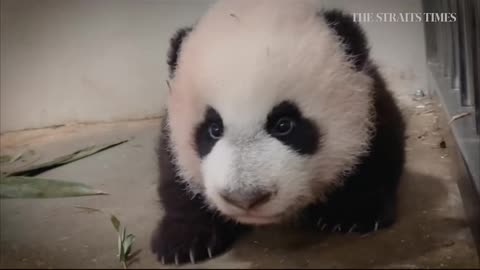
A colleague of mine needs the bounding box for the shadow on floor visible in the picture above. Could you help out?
[190,170,477,269]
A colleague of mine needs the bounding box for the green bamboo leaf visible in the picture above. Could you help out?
[123,234,135,259]
[110,214,121,233]
[0,155,12,164]
[74,206,104,214]
[0,175,108,198]
[5,139,128,176]
[0,150,40,175]
[119,227,127,261]
[118,233,124,260]
[10,152,24,163]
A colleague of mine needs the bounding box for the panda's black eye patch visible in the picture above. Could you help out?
[195,106,224,158]
[265,101,320,155]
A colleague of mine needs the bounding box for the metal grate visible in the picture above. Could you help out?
[423,0,480,134]
[423,0,480,255]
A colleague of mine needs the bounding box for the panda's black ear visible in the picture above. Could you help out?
[321,9,369,71]
[167,26,193,78]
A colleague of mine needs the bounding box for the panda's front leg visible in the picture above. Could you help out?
[152,126,251,265]
[304,188,397,234]
[151,212,248,265]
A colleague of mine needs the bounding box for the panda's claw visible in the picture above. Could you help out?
[348,224,357,233]
[374,221,379,232]
[316,217,323,226]
[174,253,179,265]
[332,224,341,232]
[361,233,371,238]
[207,247,213,259]
[189,249,195,264]
[321,223,328,231]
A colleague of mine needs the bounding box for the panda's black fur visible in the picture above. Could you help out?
[151,9,406,265]
[166,26,193,79]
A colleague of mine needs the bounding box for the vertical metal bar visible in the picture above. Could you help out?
[423,0,438,64]
[458,0,475,106]
[436,1,446,71]
[450,0,461,90]
[472,0,480,134]
[442,0,452,79]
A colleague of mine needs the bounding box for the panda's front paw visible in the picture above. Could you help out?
[308,194,397,235]
[151,216,242,265]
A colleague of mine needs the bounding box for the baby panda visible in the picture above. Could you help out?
[151,0,405,265]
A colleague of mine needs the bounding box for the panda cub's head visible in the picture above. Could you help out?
[166,0,375,225]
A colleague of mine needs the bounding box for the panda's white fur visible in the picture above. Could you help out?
[167,0,375,224]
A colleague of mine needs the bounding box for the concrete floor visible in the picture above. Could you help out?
[1,96,479,268]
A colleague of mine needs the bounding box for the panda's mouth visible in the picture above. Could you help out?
[231,213,283,225]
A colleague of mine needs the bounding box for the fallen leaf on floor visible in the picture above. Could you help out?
[118,227,136,269]
[0,155,12,164]
[73,206,104,214]
[0,150,40,174]
[4,139,129,177]
[74,206,140,268]
[109,214,138,268]
[111,214,121,232]
[448,112,471,125]
[10,152,24,163]
[0,175,108,198]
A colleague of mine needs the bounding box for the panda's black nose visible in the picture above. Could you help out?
[220,190,272,210]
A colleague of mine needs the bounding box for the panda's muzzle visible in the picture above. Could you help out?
[219,189,272,210]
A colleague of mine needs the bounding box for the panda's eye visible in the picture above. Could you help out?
[208,122,223,139]
[272,117,295,136]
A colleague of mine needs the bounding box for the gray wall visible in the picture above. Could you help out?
[0,0,426,132]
